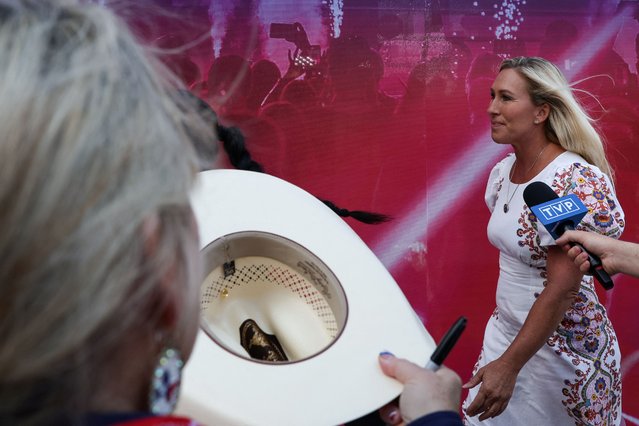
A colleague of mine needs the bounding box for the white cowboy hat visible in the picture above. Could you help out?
[176,169,435,425]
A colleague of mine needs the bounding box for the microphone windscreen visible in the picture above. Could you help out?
[523,181,558,207]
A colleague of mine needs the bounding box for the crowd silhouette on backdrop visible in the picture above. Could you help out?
[148,13,639,231]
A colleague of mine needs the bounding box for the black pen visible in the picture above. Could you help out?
[425,316,467,371]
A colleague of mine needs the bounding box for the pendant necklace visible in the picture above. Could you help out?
[503,144,549,213]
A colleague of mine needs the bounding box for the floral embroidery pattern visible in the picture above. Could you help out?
[548,286,621,425]
[517,209,547,263]
[552,163,625,236]
[490,306,500,321]
[515,163,623,425]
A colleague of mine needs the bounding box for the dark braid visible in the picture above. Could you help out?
[186,91,392,225]
[218,123,392,224]
[320,200,391,224]
[215,123,264,172]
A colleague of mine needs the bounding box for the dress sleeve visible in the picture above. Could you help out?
[548,162,625,241]
[485,156,510,213]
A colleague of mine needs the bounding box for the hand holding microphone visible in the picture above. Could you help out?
[522,182,614,290]
[556,230,639,279]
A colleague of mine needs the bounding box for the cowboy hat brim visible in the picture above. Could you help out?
[177,169,435,425]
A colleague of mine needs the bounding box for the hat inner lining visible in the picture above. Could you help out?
[200,231,348,364]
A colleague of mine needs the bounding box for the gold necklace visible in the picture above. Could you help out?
[503,144,550,213]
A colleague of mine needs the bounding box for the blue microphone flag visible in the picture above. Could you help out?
[530,193,588,239]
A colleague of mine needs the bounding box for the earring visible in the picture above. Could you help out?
[534,119,540,124]
[149,347,184,415]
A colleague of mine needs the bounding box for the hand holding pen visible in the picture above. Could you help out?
[378,316,467,424]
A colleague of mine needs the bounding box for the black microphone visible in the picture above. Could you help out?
[523,181,614,290]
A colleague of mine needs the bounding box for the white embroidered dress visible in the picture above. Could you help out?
[463,152,624,426]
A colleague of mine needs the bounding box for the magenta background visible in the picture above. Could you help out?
[141,1,639,422]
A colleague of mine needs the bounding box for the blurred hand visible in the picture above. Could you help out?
[378,353,461,424]
[556,230,619,275]
[282,48,306,80]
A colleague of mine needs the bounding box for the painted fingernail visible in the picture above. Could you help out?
[379,351,395,358]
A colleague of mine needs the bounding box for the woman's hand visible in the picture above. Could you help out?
[462,357,519,421]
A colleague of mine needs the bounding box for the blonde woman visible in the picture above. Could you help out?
[463,57,624,425]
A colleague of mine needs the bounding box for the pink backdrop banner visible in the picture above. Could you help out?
[137,1,639,423]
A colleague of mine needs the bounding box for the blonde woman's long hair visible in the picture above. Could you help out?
[0,0,215,423]
[500,56,614,181]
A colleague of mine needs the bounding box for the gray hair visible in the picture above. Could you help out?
[0,0,214,422]
[500,56,614,181]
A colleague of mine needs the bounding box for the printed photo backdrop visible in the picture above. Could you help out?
[124,0,639,422]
